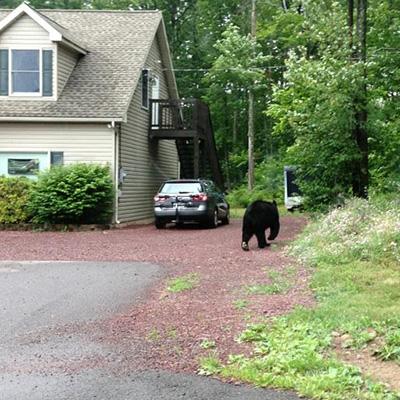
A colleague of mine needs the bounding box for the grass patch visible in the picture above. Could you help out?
[230,208,245,219]
[246,269,293,295]
[200,339,216,349]
[200,197,400,399]
[147,328,161,341]
[230,205,292,220]
[166,273,199,293]
[233,299,249,310]
[246,282,289,295]
[198,353,222,376]
[377,326,400,362]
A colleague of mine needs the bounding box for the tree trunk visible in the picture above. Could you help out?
[348,0,354,52]
[357,0,368,198]
[247,0,256,191]
[248,90,255,191]
[349,0,368,198]
[233,109,237,147]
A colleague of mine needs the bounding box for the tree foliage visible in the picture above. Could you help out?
[267,0,400,208]
[2,0,399,207]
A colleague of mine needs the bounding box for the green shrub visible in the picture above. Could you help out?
[28,164,114,224]
[0,176,33,223]
[227,157,284,208]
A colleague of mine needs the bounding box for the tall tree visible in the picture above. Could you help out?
[348,0,368,198]
[267,2,360,208]
[247,0,256,190]
[204,23,269,188]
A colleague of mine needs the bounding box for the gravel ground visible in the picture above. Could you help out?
[0,216,313,374]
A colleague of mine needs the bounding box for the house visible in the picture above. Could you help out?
[0,2,181,224]
[0,2,224,225]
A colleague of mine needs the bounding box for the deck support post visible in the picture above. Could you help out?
[193,135,199,179]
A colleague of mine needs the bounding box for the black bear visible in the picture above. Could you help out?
[241,200,280,251]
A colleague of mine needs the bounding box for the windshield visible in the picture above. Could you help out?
[160,182,202,194]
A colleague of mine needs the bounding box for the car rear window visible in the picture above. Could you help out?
[160,182,202,194]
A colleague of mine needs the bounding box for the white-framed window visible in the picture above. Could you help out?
[11,49,40,94]
[141,68,149,109]
[0,47,54,98]
[0,152,47,178]
[0,151,63,179]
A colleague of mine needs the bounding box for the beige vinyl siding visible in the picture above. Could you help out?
[119,34,178,223]
[57,44,77,96]
[0,14,51,46]
[0,122,114,166]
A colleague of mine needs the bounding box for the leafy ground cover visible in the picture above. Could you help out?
[200,197,400,399]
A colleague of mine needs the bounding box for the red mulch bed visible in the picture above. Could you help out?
[0,216,314,373]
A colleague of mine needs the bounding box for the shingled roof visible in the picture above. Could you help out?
[0,7,177,121]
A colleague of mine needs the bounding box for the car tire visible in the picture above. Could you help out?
[221,212,230,225]
[155,218,166,229]
[206,209,218,229]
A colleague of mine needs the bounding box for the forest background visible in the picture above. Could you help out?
[2,0,398,210]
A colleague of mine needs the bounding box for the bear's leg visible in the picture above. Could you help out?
[241,230,253,251]
[256,230,269,249]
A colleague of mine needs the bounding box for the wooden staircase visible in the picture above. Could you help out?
[149,99,224,189]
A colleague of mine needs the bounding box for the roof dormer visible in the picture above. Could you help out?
[0,3,87,54]
[0,2,87,100]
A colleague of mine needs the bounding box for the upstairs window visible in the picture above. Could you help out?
[141,69,149,109]
[0,48,53,97]
[12,49,40,93]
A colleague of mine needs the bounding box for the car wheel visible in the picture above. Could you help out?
[155,218,166,229]
[207,209,218,229]
[221,212,230,225]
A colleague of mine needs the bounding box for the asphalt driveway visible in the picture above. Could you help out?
[0,260,302,400]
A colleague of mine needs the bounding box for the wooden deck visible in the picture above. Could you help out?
[149,99,224,189]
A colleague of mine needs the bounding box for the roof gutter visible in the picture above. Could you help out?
[60,37,88,55]
[0,117,124,123]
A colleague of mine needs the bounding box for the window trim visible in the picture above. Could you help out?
[0,44,57,100]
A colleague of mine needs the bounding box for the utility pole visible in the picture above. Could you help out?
[248,0,256,191]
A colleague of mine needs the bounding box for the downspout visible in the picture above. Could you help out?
[111,121,121,225]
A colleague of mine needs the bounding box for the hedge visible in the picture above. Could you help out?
[0,176,33,224]
[28,163,114,224]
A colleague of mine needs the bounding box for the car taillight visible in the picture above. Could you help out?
[191,193,208,201]
[154,194,169,202]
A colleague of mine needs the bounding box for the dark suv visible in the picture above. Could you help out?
[153,179,230,229]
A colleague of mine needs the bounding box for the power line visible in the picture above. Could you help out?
[163,66,287,72]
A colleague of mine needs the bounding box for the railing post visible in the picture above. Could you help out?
[149,99,153,131]
[157,100,161,128]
